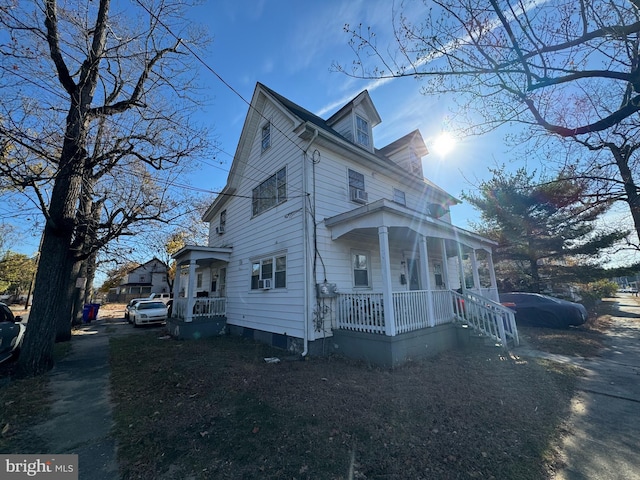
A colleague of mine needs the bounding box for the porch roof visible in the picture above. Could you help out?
[172,245,232,265]
[324,198,496,251]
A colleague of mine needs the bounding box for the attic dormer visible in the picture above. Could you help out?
[379,130,428,179]
[326,90,381,153]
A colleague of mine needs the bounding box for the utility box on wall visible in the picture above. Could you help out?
[316,282,338,298]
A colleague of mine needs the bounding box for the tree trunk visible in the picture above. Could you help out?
[71,259,88,327]
[18,166,82,374]
[56,259,82,341]
[18,103,87,374]
[612,145,640,245]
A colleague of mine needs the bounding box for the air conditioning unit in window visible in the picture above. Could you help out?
[216,226,225,234]
[258,279,272,289]
[350,188,368,204]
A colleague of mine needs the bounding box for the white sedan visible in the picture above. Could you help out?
[129,300,168,327]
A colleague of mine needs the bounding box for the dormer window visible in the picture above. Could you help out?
[409,149,423,177]
[356,115,370,147]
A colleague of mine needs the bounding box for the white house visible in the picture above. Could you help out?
[108,258,170,302]
[170,83,518,366]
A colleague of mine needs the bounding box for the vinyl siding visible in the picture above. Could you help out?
[211,99,307,338]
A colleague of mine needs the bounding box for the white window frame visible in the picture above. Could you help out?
[261,122,271,151]
[393,188,406,206]
[348,169,365,199]
[219,210,226,232]
[351,250,371,288]
[355,115,370,147]
[251,253,287,290]
[252,166,287,216]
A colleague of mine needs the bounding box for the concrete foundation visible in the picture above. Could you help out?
[166,316,227,340]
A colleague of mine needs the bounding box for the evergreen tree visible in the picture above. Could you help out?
[464,168,628,292]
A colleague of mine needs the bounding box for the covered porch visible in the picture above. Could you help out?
[324,199,518,353]
[168,246,232,339]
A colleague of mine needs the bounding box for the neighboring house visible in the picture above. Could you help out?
[108,258,170,303]
[170,83,518,366]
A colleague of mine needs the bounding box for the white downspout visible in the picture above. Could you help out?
[301,128,318,357]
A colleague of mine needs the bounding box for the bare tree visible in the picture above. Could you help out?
[337,0,640,246]
[0,0,212,375]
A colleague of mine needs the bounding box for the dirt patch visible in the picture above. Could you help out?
[110,334,578,480]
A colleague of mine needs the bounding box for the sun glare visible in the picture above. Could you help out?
[432,132,456,156]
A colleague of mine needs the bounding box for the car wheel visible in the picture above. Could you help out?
[132,316,139,328]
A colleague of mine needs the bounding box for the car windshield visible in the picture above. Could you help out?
[137,302,165,310]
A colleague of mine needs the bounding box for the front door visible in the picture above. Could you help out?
[407,259,421,291]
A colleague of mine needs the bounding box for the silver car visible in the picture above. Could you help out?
[129,300,168,327]
[0,302,25,364]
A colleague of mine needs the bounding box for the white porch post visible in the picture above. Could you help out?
[471,249,481,292]
[487,250,498,301]
[440,238,450,288]
[186,260,197,322]
[457,243,466,293]
[171,264,181,318]
[419,235,436,327]
[378,226,396,336]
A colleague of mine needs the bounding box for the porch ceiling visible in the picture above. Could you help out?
[324,199,496,251]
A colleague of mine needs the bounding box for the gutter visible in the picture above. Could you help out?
[300,128,318,357]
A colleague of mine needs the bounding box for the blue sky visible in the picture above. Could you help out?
[4,0,636,270]
[185,0,509,227]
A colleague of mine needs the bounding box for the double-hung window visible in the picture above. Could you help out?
[262,122,271,151]
[348,169,365,195]
[251,254,287,289]
[352,251,370,288]
[356,115,370,147]
[252,167,287,216]
[393,188,406,206]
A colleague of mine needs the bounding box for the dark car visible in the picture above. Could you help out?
[499,292,587,328]
[0,302,25,364]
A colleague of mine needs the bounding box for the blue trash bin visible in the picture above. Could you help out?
[82,304,92,323]
[90,303,100,321]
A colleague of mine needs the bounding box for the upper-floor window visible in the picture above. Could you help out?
[409,149,422,176]
[348,169,365,193]
[356,115,369,147]
[219,210,226,233]
[252,167,287,216]
[393,188,406,206]
[262,122,271,151]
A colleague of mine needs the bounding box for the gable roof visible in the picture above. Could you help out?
[127,257,167,274]
[326,89,381,128]
[378,130,429,158]
[203,83,458,221]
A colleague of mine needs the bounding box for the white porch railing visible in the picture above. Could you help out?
[468,287,500,303]
[172,297,226,322]
[451,290,519,347]
[336,292,386,334]
[336,290,519,347]
[336,290,455,335]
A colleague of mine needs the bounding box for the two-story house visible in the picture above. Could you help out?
[108,258,170,303]
[169,83,518,366]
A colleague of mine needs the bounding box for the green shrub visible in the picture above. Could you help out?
[578,280,618,308]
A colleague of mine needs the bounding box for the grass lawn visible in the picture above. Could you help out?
[0,300,615,479]
[110,333,581,480]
